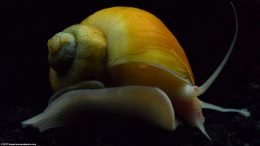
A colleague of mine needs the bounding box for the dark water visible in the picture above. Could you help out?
[1,0,259,145]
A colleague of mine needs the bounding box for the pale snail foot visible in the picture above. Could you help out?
[22,85,178,132]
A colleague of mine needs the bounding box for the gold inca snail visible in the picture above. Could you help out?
[22,2,250,139]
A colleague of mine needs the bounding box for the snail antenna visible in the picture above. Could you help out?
[198,1,238,95]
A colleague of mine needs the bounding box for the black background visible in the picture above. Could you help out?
[0,0,259,145]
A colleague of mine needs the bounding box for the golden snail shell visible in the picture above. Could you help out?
[48,7,194,92]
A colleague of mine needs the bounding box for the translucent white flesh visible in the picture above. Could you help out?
[48,80,105,103]
[200,100,250,117]
[22,86,177,132]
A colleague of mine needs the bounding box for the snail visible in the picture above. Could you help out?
[22,2,250,140]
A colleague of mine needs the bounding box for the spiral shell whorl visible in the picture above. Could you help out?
[48,32,76,73]
[48,24,107,91]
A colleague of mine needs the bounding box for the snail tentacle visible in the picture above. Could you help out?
[200,100,250,117]
[198,2,238,96]
[196,120,211,141]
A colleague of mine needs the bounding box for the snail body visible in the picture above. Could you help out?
[48,6,202,130]
[23,2,250,139]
